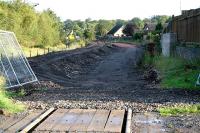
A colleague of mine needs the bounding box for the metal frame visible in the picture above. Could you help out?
[0,30,38,88]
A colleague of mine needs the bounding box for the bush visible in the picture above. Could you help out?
[133,32,143,40]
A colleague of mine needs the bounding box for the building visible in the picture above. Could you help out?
[143,23,157,34]
[107,24,125,37]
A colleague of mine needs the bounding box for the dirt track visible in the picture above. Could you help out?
[9,43,200,131]
[15,43,200,112]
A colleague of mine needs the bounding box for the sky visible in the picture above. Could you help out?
[27,0,200,21]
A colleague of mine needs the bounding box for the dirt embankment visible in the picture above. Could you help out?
[2,42,199,131]
[14,43,200,113]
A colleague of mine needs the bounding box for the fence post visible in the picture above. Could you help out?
[48,48,50,53]
[44,49,45,55]
[30,50,31,57]
[37,49,39,56]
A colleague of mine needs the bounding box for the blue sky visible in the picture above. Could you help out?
[27,0,200,20]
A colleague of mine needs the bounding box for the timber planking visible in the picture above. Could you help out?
[1,109,126,133]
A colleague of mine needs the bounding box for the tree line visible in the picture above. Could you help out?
[0,0,171,48]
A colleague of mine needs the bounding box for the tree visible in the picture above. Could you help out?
[95,20,115,36]
[63,19,74,33]
[130,17,144,30]
[151,15,171,24]
[83,29,95,40]
[0,0,65,48]
[155,22,163,33]
[85,18,92,23]
[143,18,151,24]
[115,19,126,25]
[122,23,136,36]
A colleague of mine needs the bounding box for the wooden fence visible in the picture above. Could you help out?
[170,8,200,43]
[28,48,51,58]
[25,44,84,58]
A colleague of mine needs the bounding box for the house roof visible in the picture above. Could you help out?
[143,23,156,31]
[107,24,124,35]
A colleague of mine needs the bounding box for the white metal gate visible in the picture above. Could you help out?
[0,30,38,88]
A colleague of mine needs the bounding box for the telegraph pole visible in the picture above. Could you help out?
[180,0,182,14]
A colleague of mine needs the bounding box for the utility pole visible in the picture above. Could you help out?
[180,0,182,14]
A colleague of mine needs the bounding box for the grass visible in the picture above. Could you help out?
[110,38,142,45]
[0,77,25,114]
[158,104,200,116]
[22,42,85,57]
[143,54,200,89]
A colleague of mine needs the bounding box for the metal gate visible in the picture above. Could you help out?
[0,30,38,88]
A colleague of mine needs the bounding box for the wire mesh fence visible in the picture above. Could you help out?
[0,30,38,88]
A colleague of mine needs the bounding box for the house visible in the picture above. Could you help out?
[143,23,156,34]
[66,30,80,41]
[107,24,125,37]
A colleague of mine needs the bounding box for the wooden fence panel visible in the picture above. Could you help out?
[197,15,200,43]
[171,9,200,44]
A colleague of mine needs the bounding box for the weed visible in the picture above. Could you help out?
[143,54,200,89]
[6,88,26,98]
[0,77,25,114]
[158,104,200,116]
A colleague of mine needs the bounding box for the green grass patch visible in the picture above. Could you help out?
[143,54,200,89]
[158,104,200,116]
[5,88,26,98]
[0,78,25,114]
[110,38,142,45]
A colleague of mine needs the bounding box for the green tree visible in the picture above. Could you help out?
[115,19,126,25]
[122,23,136,36]
[95,20,114,36]
[151,15,171,24]
[83,28,95,40]
[155,22,163,33]
[0,0,65,48]
[130,17,144,30]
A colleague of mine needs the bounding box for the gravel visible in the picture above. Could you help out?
[7,43,200,131]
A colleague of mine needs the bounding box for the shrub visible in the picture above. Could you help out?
[133,32,143,40]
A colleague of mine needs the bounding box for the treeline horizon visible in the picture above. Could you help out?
[0,0,171,48]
